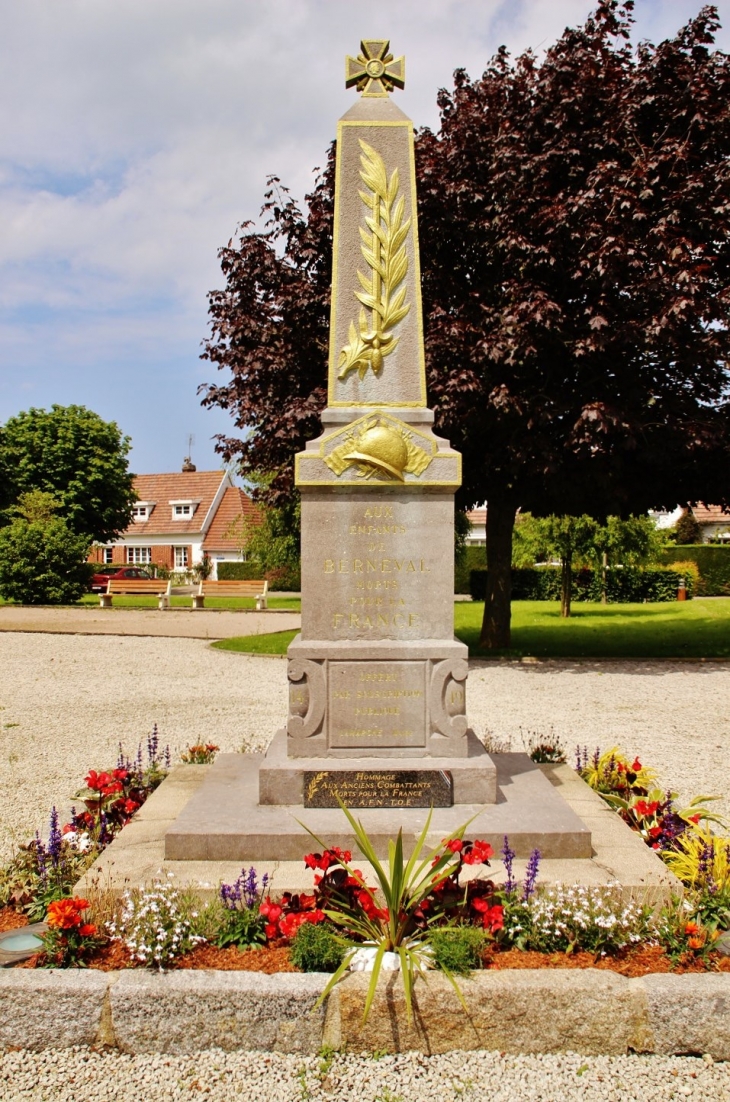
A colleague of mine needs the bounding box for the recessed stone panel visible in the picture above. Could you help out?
[328,660,426,749]
[304,769,453,808]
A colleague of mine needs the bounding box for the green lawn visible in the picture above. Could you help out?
[74,594,301,611]
[212,598,730,659]
[458,598,730,658]
[213,629,299,654]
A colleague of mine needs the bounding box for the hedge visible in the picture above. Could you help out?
[217,560,301,591]
[659,545,730,597]
[456,545,486,594]
[469,565,694,603]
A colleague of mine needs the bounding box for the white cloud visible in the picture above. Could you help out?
[0,0,727,471]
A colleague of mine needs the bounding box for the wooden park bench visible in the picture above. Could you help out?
[99,578,172,610]
[192,579,268,611]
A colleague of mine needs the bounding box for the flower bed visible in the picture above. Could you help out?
[2,732,729,1016]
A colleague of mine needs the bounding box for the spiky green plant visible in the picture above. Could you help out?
[299,804,475,1023]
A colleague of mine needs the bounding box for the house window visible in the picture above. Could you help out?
[131,505,148,521]
[127,547,152,564]
[103,547,114,564]
[174,546,189,568]
[169,499,197,519]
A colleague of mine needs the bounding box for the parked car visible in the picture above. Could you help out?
[90,566,153,593]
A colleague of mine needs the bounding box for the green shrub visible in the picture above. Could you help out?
[290,921,347,973]
[0,498,92,605]
[428,926,487,974]
[659,545,730,596]
[217,560,301,590]
[469,565,693,602]
[455,545,485,594]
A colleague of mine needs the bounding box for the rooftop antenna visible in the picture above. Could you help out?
[182,433,196,473]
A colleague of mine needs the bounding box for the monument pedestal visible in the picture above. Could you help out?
[164,752,592,862]
[259,728,497,806]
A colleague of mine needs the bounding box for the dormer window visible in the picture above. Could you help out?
[170,499,199,520]
[131,502,153,522]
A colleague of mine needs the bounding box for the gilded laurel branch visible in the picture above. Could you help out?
[338,140,411,381]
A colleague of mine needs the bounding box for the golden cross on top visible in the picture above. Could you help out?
[345,40,405,97]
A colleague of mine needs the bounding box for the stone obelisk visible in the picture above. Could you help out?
[164,42,594,862]
[259,39,497,808]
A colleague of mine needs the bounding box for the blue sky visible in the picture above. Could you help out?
[1,0,727,476]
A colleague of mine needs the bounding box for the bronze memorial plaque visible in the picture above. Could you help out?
[303,769,453,809]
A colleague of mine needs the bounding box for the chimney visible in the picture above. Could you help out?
[182,456,196,472]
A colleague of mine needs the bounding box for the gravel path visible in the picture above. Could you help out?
[1,634,728,858]
[0,1048,728,1100]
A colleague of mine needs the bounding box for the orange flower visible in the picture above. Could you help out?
[687,936,705,950]
[47,897,89,930]
[684,922,701,936]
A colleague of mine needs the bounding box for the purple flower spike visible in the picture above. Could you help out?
[501,835,516,895]
[522,848,541,901]
[47,807,62,866]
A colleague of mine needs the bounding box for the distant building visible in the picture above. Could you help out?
[88,465,260,577]
[465,507,486,546]
[649,504,730,542]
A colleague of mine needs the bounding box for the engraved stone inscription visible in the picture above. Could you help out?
[328,660,426,749]
[304,769,453,808]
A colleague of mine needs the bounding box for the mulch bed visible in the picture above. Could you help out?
[483,944,730,976]
[11,930,730,976]
[4,907,727,976]
[0,907,29,933]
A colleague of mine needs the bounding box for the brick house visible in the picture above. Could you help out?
[89,465,260,577]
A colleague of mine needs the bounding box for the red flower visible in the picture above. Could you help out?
[648,826,663,839]
[634,800,660,818]
[328,846,352,864]
[631,758,642,772]
[122,799,139,815]
[463,840,494,865]
[481,904,504,933]
[259,900,282,924]
[79,924,97,938]
[688,814,701,824]
[443,838,463,853]
[112,768,129,782]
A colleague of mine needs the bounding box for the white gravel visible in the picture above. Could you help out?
[0,1048,728,1101]
[0,635,729,859]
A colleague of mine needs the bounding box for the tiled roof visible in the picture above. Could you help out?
[693,504,730,526]
[126,472,227,536]
[204,486,261,551]
[467,509,487,526]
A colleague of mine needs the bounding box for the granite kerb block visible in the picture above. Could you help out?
[0,970,109,1050]
[108,970,329,1054]
[2,969,729,1058]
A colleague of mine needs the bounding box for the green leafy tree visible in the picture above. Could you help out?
[0,492,92,604]
[675,508,703,544]
[201,4,730,650]
[0,405,135,543]
[591,515,665,601]
[513,514,598,616]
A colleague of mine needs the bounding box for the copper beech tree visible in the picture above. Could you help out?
[201,2,730,649]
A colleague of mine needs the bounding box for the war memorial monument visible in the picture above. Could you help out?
[165,41,591,862]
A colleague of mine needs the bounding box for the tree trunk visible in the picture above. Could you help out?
[560,552,572,618]
[601,551,608,605]
[479,495,518,650]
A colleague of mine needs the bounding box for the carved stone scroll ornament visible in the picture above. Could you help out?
[429,659,469,743]
[286,659,326,742]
